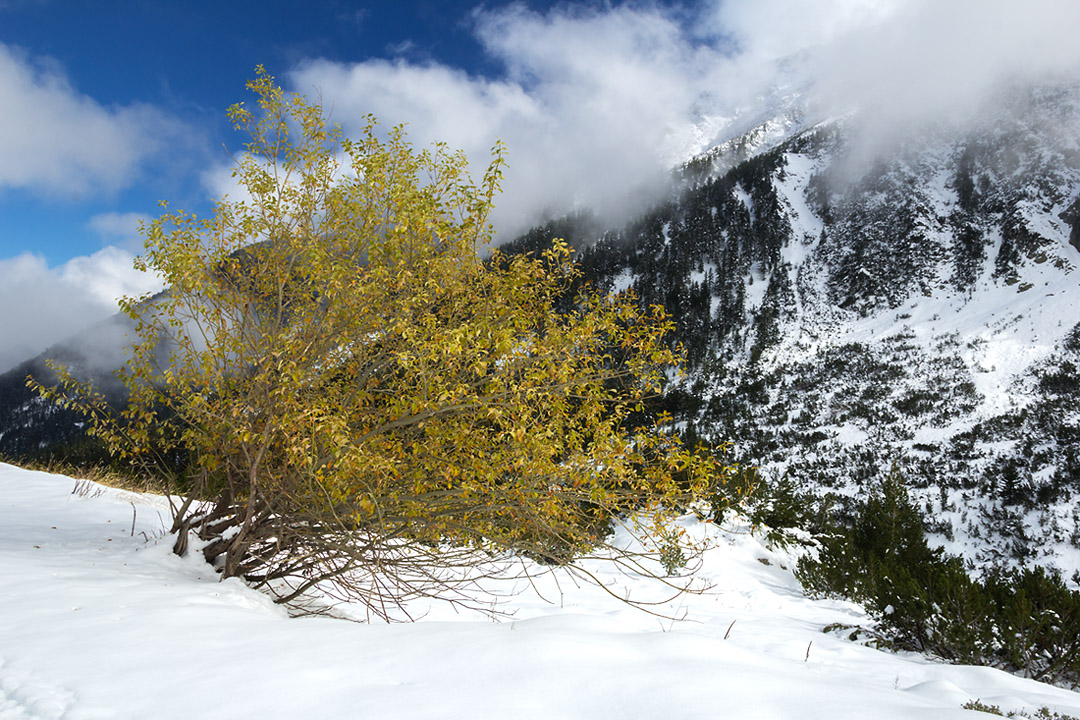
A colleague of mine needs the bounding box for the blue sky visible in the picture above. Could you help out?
[1,0,1079,371]
[0,0,563,266]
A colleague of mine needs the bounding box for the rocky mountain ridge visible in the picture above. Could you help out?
[508,80,1080,580]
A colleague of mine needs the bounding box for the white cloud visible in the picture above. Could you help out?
[86,212,152,252]
[251,1,1080,240]
[700,0,905,61]
[60,245,163,307]
[813,0,1080,119]
[0,44,189,196]
[287,5,737,238]
[0,246,163,372]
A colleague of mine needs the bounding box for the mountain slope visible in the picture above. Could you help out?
[534,80,1080,580]
[0,312,133,462]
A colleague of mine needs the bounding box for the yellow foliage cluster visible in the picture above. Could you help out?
[34,69,725,615]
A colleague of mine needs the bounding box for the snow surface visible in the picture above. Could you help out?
[3,464,1080,719]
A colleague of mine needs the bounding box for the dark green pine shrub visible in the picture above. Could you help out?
[741,472,831,547]
[797,466,989,660]
[960,700,1080,719]
[984,565,1080,684]
[797,467,1080,686]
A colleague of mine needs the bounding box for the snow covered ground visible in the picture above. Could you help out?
[2,463,1080,719]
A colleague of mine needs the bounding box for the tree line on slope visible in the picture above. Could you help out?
[797,467,1080,688]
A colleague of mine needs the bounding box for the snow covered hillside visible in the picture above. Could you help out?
[510,79,1080,582]
[2,463,1079,719]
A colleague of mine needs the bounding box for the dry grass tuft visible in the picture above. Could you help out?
[1,456,160,495]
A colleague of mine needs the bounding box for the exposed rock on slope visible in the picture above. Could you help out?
[514,81,1080,578]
